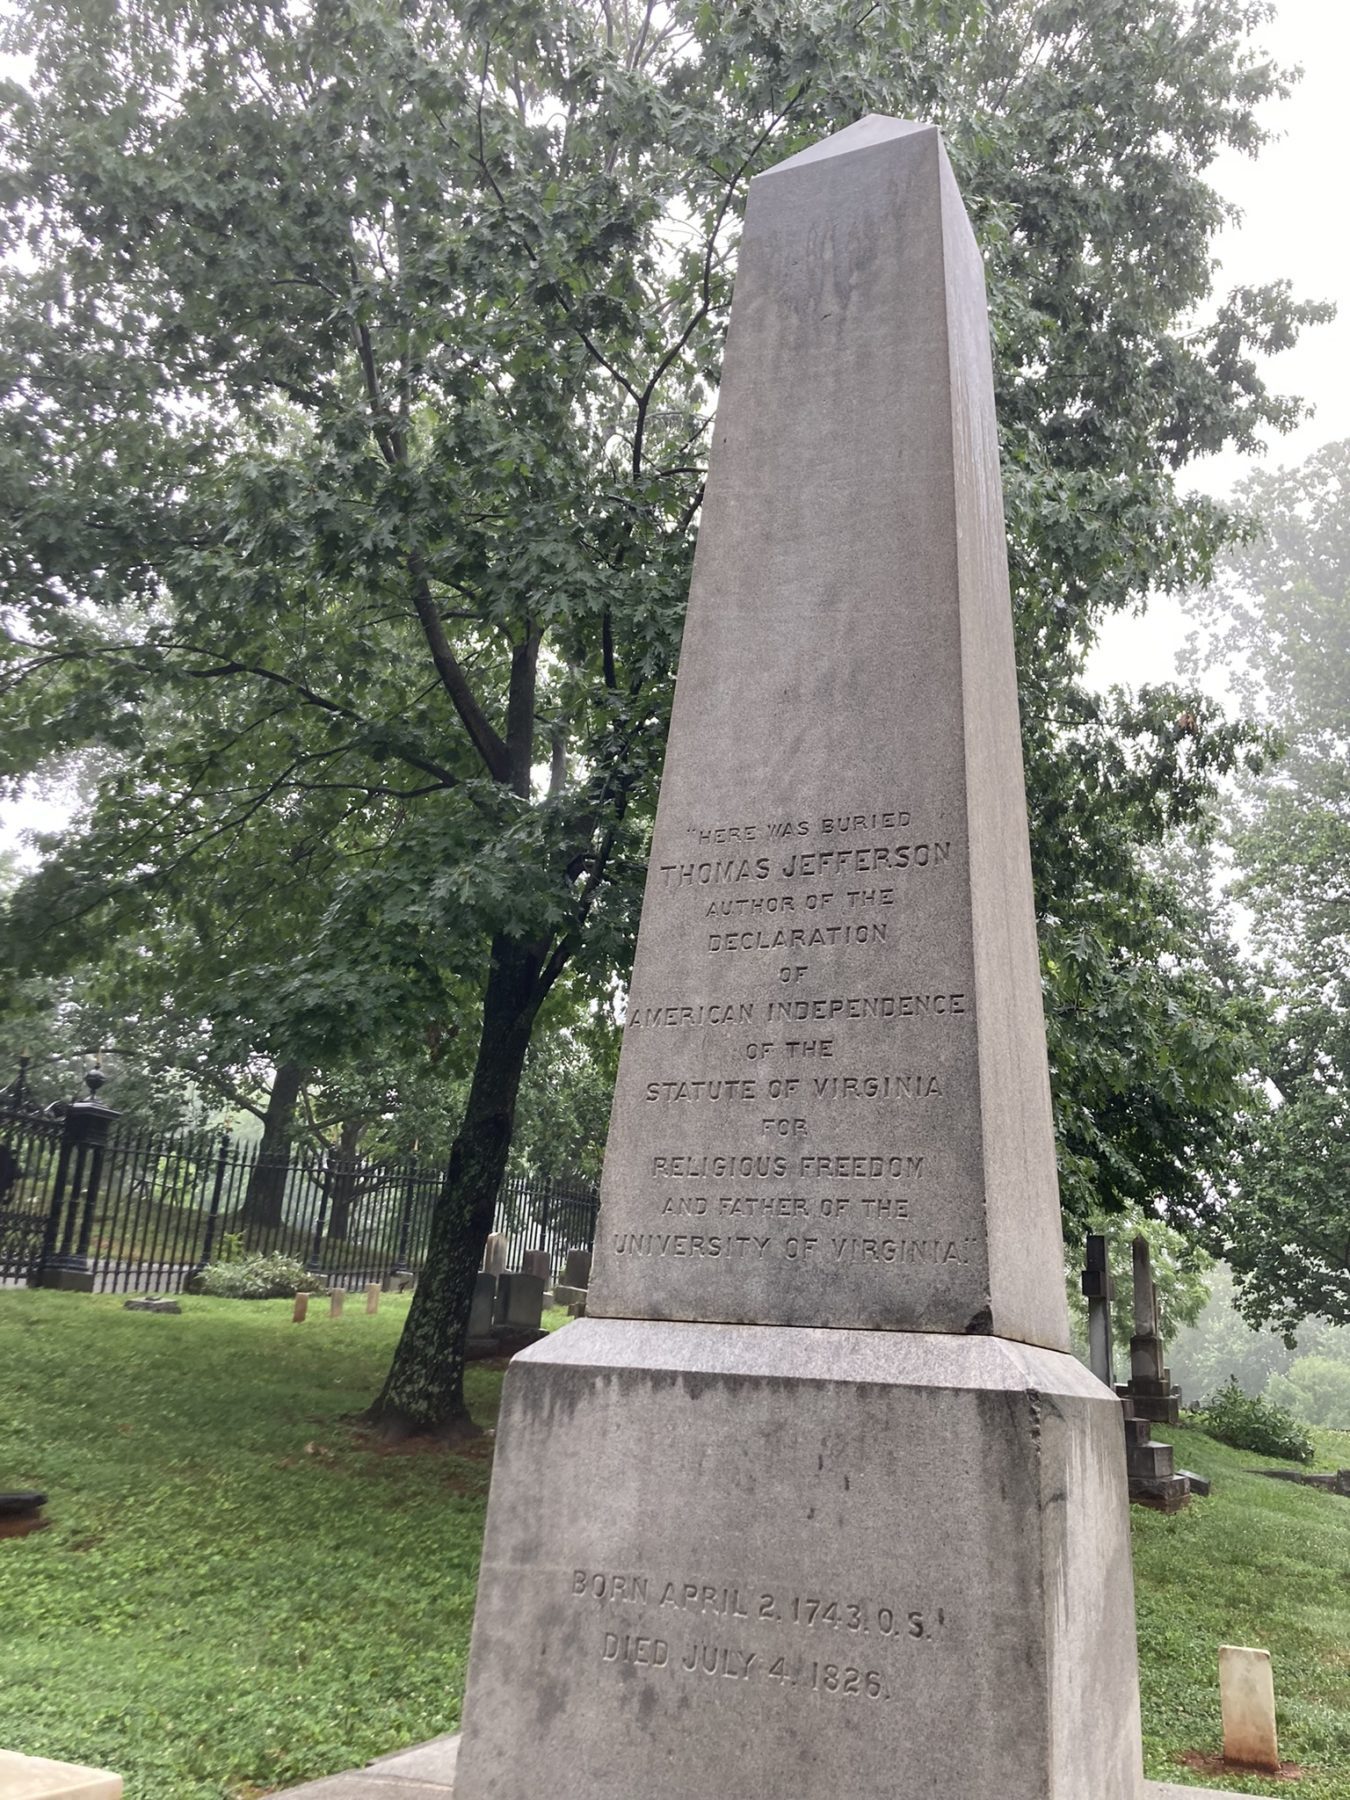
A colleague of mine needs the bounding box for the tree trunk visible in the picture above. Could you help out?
[326,1117,364,1243]
[240,1061,309,1234]
[364,933,551,1441]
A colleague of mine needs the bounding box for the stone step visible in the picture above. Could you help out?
[272,1736,1278,1798]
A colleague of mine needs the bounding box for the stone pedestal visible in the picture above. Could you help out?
[459,1322,1140,1799]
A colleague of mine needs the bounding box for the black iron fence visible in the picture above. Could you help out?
[493,1169,605,1277]
[0,1070,598,1295]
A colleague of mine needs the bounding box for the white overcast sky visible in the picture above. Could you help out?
[1087,0,1350,692]
[2,0,1347,859]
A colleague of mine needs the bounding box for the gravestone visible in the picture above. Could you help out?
[456,116,1142,1800]
[1220,1646,1280,1773]
[1118,1236,1180,1424]
[481,1233,507,1277]
[520,1248,552,1284]
[562,1247,592,1289]
[1082,1233,1115,1386]
[467,1272,497,1343]
[493,1272,546,1334]
[1113,1236,1189,1511]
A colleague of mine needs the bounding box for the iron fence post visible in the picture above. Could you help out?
[39,1080,120,1291]
[307,1150,333,1272]
[195,1131,232,1276]
[390,1157,416,1278]
[537,1178,552,1254]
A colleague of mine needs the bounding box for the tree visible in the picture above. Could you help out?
[1185,439,1350,1335]
[1167,1261,1297,1403]
[1265,1356,1350,1430]
[0,0,1328,1436]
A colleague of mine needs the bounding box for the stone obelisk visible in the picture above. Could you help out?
[455,118,1143,1800]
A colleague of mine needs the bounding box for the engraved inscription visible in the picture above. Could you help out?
[709,923,887,952]
[572,1567,951,1706]
[611,796,981,1303]
[611,1232,978,1264]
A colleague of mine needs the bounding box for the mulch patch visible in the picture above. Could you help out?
[1178,1749,1306,1781]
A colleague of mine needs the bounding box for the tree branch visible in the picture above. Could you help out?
[406,555,512,784]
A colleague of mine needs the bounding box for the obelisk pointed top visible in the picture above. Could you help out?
[756,113,935,179]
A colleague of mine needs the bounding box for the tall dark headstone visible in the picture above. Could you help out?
[455,117,1143,1800]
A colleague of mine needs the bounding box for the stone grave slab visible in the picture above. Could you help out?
[562,1248,592,1289]
[492,1272,544,1333]
[0,1751,123,1798]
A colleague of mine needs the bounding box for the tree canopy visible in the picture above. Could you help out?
[1185,438,1350,1336]
[0,0,1330,1432]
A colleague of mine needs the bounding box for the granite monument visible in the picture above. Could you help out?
[455,116,1143,1800]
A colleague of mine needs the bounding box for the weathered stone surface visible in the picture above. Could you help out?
[276,1779,454,1798]
[0,1750,123,1798]
[456,1321,1141,1800]
[589,117,1068,1347]
[0,1491,49,1542]
[456,114,1140,1800]
[1220,1645,1280,1772]
[492,1272,544,1333]
[368,1739,460,1783]
[561,1248,592,1289]
[0,1490,46,1516]
[520,1249,551,1283]
[467,1272,496,1340]
[481,1234,507,1277]
[278,1736,1271,1798]
[1147,1788,1276,1800]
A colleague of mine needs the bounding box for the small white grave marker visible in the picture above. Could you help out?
[1220,1644,1279,1772]
[292,1291,308,1324]
[329,1285,345,1319]
[365,1282,381,1315]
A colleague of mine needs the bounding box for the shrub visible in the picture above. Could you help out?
[1198,1376,1315,1464]
[198,1252,327,1300]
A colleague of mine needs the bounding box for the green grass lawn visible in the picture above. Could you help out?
[3,1290,1349,1797]
[1134,1420,1350,1794]
[1,1290,501,1798]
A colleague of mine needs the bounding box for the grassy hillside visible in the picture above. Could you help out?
[1134,1421,1350,1793]
[0,1290,498,1797]
[2,1290,1348,1795]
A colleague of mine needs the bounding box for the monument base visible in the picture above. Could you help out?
[456,1319,1143,1800]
